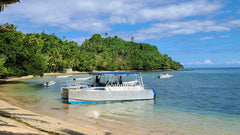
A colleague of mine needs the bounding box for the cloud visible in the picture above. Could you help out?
[184,59,214,65]
[1,0,223,33]
[136,0,221,22]
[184,59,240,67]
[2,0,240,44]
[135,20,230,41]
[199,36,215,40]
[204,59,214,64]
[199,35,230,40]
[225,59,240,64]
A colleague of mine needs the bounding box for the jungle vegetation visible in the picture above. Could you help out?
[0,23,183,78]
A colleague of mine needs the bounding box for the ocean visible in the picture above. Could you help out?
[0,68,240,135]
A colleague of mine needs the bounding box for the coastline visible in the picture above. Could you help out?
[0,70,141,82]
[0,69,176,82]
[0,71,88,82]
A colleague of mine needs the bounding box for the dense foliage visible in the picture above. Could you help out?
[78,34,183,71]
[0,23,183,78]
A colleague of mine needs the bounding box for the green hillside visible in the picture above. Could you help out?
[0,23,183,78]
[78,34,183,71]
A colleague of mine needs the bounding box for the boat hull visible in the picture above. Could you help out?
[62,89,155,104]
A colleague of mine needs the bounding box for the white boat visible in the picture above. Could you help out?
[158,73,173,78]
[61,72,156,104]
[56,75,72,78]
[44,81,56,87]
[73,77,92,81]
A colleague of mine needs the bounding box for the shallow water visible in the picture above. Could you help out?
[0,68,240,134]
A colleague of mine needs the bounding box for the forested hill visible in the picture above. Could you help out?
[79,34,183,71]
[0,23,183,78]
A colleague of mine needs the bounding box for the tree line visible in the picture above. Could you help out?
[0,23,183,78]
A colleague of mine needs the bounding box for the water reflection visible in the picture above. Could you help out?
[0,0,20,12]
[66,100,155,124]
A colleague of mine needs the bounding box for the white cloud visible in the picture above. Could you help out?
[135,20,230,41]
[199,36,215,40]
[225,59,240,64]
[184,59,240,66]
[184,59,214,65]
[3,0,240,43]
[204,59,214,64]
[227,20,240,26]
[136,0,221,22]
[199,35,230,40]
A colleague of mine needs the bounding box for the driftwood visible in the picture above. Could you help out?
[0,24,12,31]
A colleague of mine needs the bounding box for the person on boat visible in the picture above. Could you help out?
[119,76,122,84]
[94,76,100,87]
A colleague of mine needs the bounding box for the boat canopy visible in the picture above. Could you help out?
[89,72,140,76]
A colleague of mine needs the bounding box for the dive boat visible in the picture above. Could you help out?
[61,72,156,104]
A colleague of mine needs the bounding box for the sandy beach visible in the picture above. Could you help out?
[0,99,110,135]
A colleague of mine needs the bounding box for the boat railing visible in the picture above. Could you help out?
[106,83,138,87]
[64,80,89,87]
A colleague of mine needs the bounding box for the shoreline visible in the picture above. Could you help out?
[0,71,88,82]
[0,99,108,135]
[0,97,160,135]
[0,69,176,82]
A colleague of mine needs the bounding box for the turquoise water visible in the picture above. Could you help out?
[0,68,240,134]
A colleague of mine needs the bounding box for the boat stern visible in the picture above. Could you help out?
[61,87,69,100]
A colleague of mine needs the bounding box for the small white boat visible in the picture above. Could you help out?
[61,72,156,104]
[56,75,72,78]
[44,81,56,87]
[73,77,92,81]
[158,73,173,78]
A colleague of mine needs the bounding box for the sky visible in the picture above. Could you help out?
[1,0,240,68]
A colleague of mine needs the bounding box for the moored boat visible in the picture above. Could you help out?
[73,77,92,81]
[44,81,56,87]
[158,73,173,78]
[61,72,156,104]
[56,75,72,78]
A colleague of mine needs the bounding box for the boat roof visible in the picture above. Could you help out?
[89,72,140,76]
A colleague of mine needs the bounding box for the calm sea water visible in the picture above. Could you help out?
[0,68,240,134]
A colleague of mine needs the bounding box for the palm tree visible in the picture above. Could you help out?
[105,33,108,37]
[131,36,134,42]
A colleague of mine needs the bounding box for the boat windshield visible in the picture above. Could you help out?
[90,72,143,87]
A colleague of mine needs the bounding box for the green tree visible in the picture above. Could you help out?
[131,36,134,42]
[0,55,8,77]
